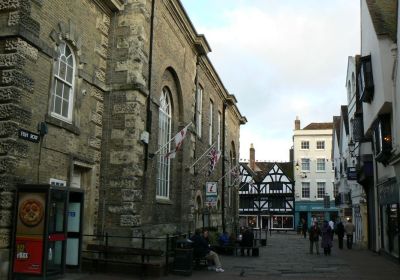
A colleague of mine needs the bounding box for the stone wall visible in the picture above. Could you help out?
[0,1,245,277]
[0,0,121,277]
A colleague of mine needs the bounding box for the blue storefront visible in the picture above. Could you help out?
[295,201,339,229]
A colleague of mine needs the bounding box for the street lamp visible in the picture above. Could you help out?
[348,138,356,157]
[295,161,307,178]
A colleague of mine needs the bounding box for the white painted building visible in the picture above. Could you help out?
[348,0,399,258]
[292,117,338,227]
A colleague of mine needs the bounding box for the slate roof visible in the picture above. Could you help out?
[341,105,349,135]
[333,116,341,144]
[302,122,334,130]
[241,161,294,183]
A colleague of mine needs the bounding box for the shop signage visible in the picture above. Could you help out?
[18,129,40,143]
[347,167,357,181]
[205,182,218,207]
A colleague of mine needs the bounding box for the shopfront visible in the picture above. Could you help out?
[295,201,339,227]
[239,214,294,230]
[378,179,399,259]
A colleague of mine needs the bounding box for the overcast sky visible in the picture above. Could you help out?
[181,0,360,162]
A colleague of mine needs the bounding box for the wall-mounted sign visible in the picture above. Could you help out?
[206,182,217,195]
[205,182,218,207]
[347,167,357,181]
[19,129,40,143]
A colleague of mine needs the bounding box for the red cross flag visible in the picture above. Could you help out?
[208,147,221,176]
[165,123,190,159]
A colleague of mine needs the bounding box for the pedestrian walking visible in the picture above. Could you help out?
[335,220,345,249]
[321,220,333,256]
[328,219,335,241]
[344,218,355,249]
[190,229,225,272]
[308,221,321,254]
[302,218,307,239]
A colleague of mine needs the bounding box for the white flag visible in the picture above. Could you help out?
[165,124,190,159]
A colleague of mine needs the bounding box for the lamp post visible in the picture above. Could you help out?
[348,138,355,157]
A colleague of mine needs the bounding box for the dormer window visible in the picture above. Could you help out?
[373,114,392,164]
[358,55,374,103]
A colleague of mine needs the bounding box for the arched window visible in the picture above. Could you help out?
[51,42,75,122]
[157,88,172,199]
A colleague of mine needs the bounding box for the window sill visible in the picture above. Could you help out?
[45,114,80,135]
[156,198,173,205]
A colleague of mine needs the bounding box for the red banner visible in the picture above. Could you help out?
[13,237,43,274]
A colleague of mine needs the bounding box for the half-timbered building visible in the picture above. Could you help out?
[239,148,295,230]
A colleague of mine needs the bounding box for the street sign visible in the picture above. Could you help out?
[19,129,40,143]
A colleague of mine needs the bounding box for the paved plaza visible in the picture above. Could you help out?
[63,231,400,280]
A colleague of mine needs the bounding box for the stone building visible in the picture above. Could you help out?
[0,0,246,277]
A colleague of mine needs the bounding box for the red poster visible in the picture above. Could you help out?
[13,192,46,274]
[13,237,43,274]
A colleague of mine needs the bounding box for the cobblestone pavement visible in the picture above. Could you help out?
[62,231,400,280]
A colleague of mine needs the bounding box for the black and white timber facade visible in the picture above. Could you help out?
[239,162,295,230]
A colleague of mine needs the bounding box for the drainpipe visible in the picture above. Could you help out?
[221,101,227,232]
[144,0,156,172]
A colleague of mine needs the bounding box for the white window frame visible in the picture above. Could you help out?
[301,182,310,199]
[196,86,203,137]
[301,141,309,150]
[301,158,310,172]
[317,182,326,199]
[157,88,172,199]
[316,140,325,150]
[50,42,75,123]
[209,100,213,145]
[316,158,326,172]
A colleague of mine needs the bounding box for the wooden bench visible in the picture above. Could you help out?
[82,243,164,274]
[213,244,235,255]
[234,245,261,257]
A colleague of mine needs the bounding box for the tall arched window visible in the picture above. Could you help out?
[157,88,172,199]
[51,42,75,122]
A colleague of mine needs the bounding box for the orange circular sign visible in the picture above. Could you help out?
[19,199,44,227]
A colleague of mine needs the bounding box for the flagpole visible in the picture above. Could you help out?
[196,161,209,173]
[151,122,192,156]
[188,141,216,169]
[217,164,240,182]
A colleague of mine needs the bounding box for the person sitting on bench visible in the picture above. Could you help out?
[190,228,224,273]
[240,227,254,256]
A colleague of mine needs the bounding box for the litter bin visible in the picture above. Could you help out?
[172,239,193,276]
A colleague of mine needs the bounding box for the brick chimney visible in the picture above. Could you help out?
[295,116,300,130]
[250,143,255,170]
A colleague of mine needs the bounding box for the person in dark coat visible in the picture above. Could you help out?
[302,219,308,239]
[190,229,224,272]
[240,227,254,256]
[335,221,345,249]
[308,221,321,254]
[321,220,333,256]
